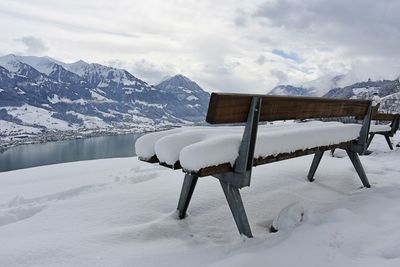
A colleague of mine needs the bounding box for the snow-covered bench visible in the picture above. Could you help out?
[367,113,399,150]
[136,93,374,237]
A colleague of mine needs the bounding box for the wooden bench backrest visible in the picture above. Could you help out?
[206,93,371,124]
[372,113,399,121]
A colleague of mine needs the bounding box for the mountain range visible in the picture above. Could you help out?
[269,73,400,114]
[269,72,360,97]
[0,55,210,141]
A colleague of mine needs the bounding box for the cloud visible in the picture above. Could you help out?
[270,69,289,84]
[272,49,304,63]
[255,0,400,58]
[234,9,248,27]
[256,55,267,65]
[128,59,175,85]
[15,36,48,54]
[1,0,399,93]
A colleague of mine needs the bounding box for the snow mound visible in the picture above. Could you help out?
[270,203,305,232]
[135,127,192,160]
[136,121,362,171]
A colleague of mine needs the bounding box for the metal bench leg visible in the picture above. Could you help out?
[177,173,198,219]
[366,133,375,149]
[346,150,371,188]
[384,134,394,150]
[220,180,253,238]
[307,150,324,182]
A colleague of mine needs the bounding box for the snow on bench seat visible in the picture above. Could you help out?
[136,121,362,172]
[370,124,391,133]
[136,123,296,161]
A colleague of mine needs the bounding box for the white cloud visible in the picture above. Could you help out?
[0,0,399,92]
[15,36,48,54]
[128,59,175,85]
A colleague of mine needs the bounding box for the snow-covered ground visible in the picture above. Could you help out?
[4,105,75,131]
[0,135,399,266]
[0,120,41,137]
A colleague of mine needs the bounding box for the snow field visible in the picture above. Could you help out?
[66,111,110,129]
[0,134,399,266]
[4,105,74,131]
[0,120,41,136]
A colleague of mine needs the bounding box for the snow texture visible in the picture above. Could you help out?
[0,54,56,75]
[370,124,392,133]
[0,135,399,266]
[66,111,110,129]
[136,122,362,171]
[0,120,41,135]
[4,105,74,130]
[270,203,305,232]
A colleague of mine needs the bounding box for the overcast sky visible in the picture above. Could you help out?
[1,0,400,93]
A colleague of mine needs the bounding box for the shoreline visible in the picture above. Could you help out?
[0,125,178,152]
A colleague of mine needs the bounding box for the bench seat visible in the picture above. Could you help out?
[136,121,361,172]
[370,124,391,133]
[366,113,399,150]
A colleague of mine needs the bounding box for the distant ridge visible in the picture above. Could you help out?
[269,73,358,97]
[268,68,400,113]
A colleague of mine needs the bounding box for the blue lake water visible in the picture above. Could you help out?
[0,133,143,172]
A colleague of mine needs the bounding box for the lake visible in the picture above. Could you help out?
[0,133,144,172]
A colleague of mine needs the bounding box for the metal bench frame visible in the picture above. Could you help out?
[366,114,400,150]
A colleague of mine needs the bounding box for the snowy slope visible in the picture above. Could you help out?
[0,120,42,144]
[0,54,58,76]
[0,134,399,266]
[4,105,75,130]
[380,92,400,113]
[154,74,210,122]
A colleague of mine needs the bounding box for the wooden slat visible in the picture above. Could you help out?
[372,113,399,121]
[159,161,182,170]
[186,141,355,177]
[138,156,183,170]
[206,93,371,124]
[138,155,159,164]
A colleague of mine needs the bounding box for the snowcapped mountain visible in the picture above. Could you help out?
[0,54,210,142]
[323,79,400,99]
[154,74,210,122]
[269,73,359,97]
[323,78,400,113]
